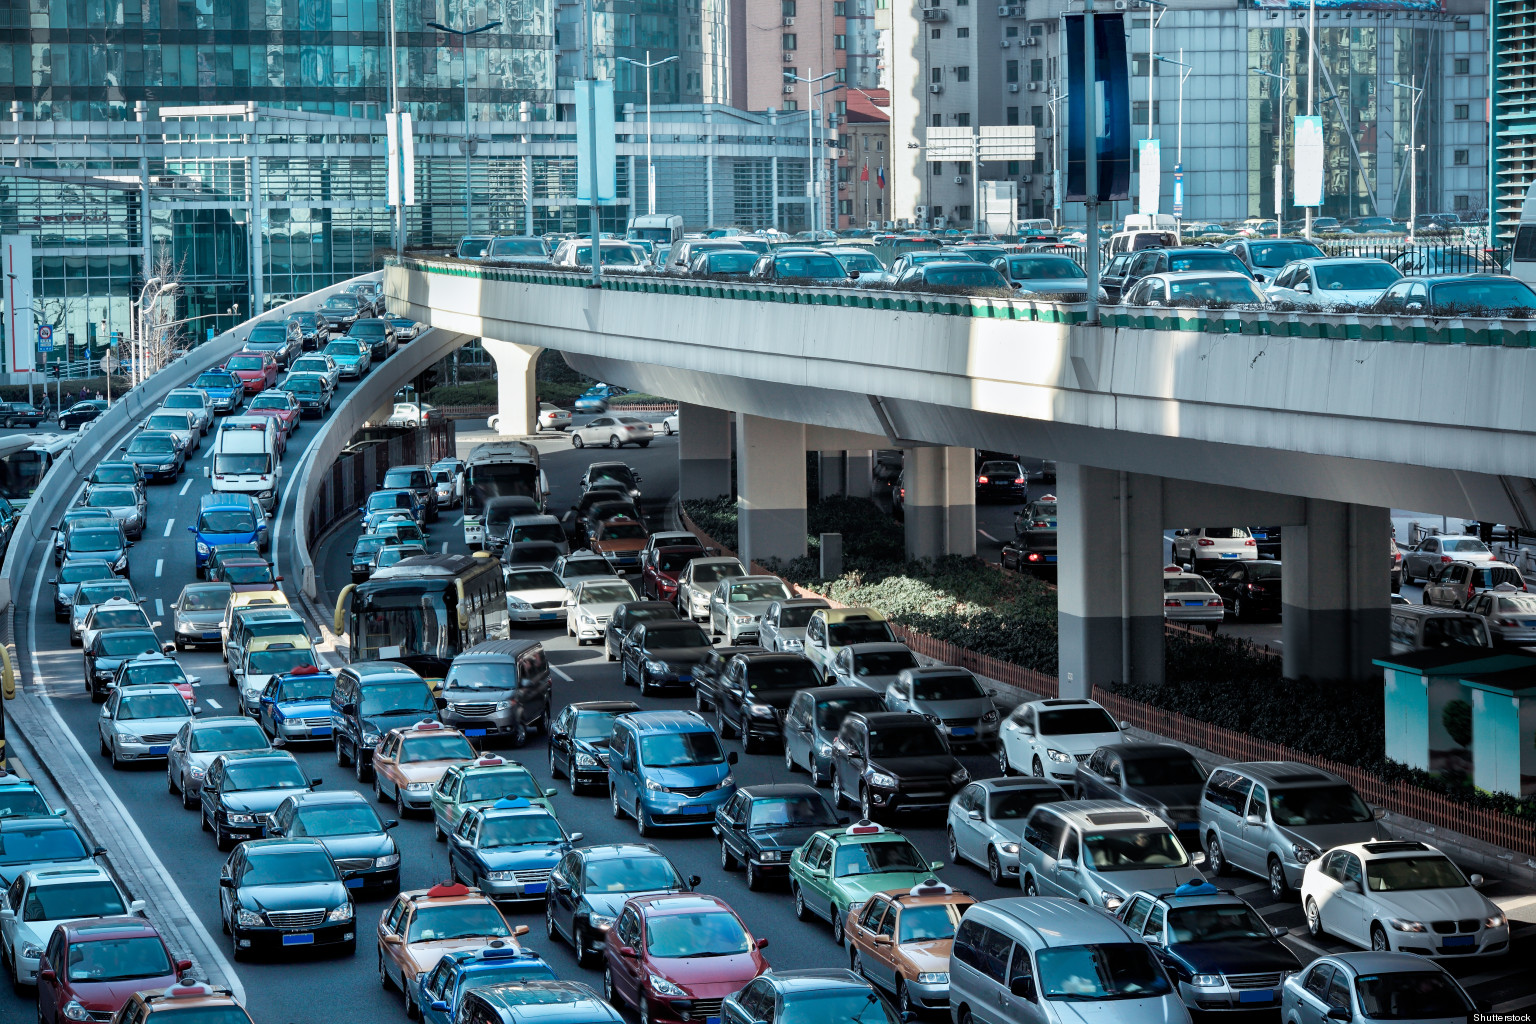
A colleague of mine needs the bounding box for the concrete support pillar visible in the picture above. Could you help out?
[846,450,873,498]
[737,414,807,569]
[1281,500,1390,682]
[1057,465,1166,699]
[903,447,977,561]
[480,338,540,436]
[818,452,848,499]
[678,403,732,500]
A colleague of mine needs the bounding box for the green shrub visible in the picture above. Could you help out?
[683,495,738,553]
[1442,699,1473,748]
[426,380,498,406]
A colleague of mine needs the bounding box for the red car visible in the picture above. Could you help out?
[246,391,300,437]
[602,893,768,1024]
[224,351,277,393]
[37,917,190,1024]
[641,544,705,602]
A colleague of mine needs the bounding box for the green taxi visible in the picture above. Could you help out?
[789,819,946,944]
[430,754,558,842]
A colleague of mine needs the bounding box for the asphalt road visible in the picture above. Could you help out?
[3,380,1532,1023]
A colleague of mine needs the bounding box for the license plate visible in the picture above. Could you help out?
[281,933,315,945]
[679,675,692,683]
[1443,934,1474,947]
[345,878,364,888]
[683,805,708,815]
[523,882,547,894]
[1252,532,1268,539]
[1177,821,1198,830]
[311,727,332,737]
[1045,555,1057,562]
[464,728,487,737]
[149,745,169,756]
[951,727,976,737]
[1238,990,1274,1003]
[202,631,219,639]
[539,612,557,620]
[707,1018,721,1024]
[1183,601,1204,607]
[1219,552,1239,558]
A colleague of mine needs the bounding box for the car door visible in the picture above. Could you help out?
[846,899,888,981]
[448,813,477,882]
[1025,811,1067,896]
[831,647,854,686]
[1326,853,1370,947]
[1000,941,1047,1024]
[784,693,812,768]
[868,898,901,990]
[258,678,281,733]
[1293,964,1336,1024]
[833,721,866,799]
[611,907,645,1006]
[37,929,65,1022]
[1235,781,1271,874]
[1075,749,1111,800]
[0,877,22,957]
[1202,768,1252,872]
[885,678,911,713]
[797,836,833,918]
[718,791,751,864]
[549,853,581,939]
[609,727,636,808]
[709,581,730,634]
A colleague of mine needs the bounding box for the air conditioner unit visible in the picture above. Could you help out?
[930,83,944,93]
[783,15,794,24]
[1026,82,1038,90]
[1114,0,1128,8]
[1026,35,1040,44]
[783,84,797,93]
[921,6,947,19]
[1001,39,1011,47]
[1008,83,1019,92]
[1020,174,1031,183]
[954,175,966,183]
[783,51,796,61]
[997,4,1010,13]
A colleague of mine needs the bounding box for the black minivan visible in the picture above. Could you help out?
[436,639,554,746]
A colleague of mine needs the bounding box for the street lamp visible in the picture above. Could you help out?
[132,278,178,389]
[1250,66,1288,239]
[1155,53,1192,217]
[1389,78,1425,241]
[428,18,503,238]
[783,68,837,236]
[618,52,679,217]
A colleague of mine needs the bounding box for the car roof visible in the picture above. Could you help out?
[1325,950,1456,974]
[761,968,870,993]
[975,776,1065,792]
[817,607,888,622]
[1224,761,1346,787]
[60,916,162,941]
[970,896,1138,944]
[23,865,113,885]
[568,701,643,714]
[347,662,425,681]
[1040,800,1162,830]
[1335,840,1442,861]
[808,686,887,702]
[213,749,295,767]
[1025,697,1101,709]
[456,638,545,662]
[626,892,732,917]
[617,710,712,734]
[578,842,668,862]
[1097,742,1195,759]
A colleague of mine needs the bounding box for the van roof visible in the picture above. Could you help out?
[617,710,712,734]
[967,895,1138,946]
[1039,800,1162,830]
[816,606,890,624]
[199,492,260,510]
[1224,761,1347,787]
[456,638,545,662]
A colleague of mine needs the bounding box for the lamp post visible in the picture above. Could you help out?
[1390,78,1424,241]
[783,67,837,236]
[132,278,178,389]
[428,17,503,239]
[1155,53,1192,217]
[1250,66,1288,239]
[618,52,679,216]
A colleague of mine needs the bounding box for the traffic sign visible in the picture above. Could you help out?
[100,353,120,373]
[36,325,52,342]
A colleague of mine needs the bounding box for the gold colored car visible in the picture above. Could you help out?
[841,879,975,1016]
[112,982,253,1023]
[376,882,529,1018]
[371,720,476,816]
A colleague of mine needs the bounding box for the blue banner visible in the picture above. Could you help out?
[1065,12,1132,203]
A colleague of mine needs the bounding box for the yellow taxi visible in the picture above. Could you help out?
[377,882,529,1018]
[111,982,253,1023]
[841,878,975,1016]
[371,720,477,816]
[219,588,291,644]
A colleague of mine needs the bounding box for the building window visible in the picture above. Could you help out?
[1131,16,1149,27]
[877,139,884,150]
[957,26,969,36]
[835,100,847,116]
[931,27,941,38]
[932,162,944,175]
[839,199,853,215]
[931,67,942,82]
[956,112,971,126]
[1005,25,1018,36]
[1454,149,1469,165]
[1031,105,1043,126]
[1007,160,1020,174]
[931,113,943,126]
[1454,103,1468,119]
[1454,194,1470,210]
[783,100,798,110]
[1030,59,1043,82]
[1454,57,1469,74]
[932,206,944,217]
[863,135,869,150]
[956,205,971,221]
[833,0,845,12]
[1031,22,1043,34]
[1006,105,1019,125]
[835,67,848,82]
[1006,59,1019,83]
[782,0,796,13]
[783,33,797,49]
[835,34,846,48]
[955,66,970,82]
[1132,101,1161,124]
[1131,55,1161,76]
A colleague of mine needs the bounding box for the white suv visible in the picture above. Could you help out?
[998,697,1126,785]
[1172,527,1257,571]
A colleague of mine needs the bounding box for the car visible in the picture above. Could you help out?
[279,372,332,417]
[0,865,144,987]
[0,775,55,821]
[820,642,915,693]
[1204,559,1281,621]
[986,253,1088,299]
[371,720,477,817]
[289,352,340,390]
[789,819,948,943]
[660,412,679,435]
[722,970,903,1024]
[53,509,113,565]
[560,488,631,544]
[973,459,1027,503]
[1390,248,1504,276]
[1201,761,1388,901]
[1422,559,1527,608]
[551,238,648,270]
[1464,587,1536,645]
[165,716,271,810]
[602,892,769,1024]
[57,399,109,429]
[286,310,331,350]
[370,543,427,573]
[246,391,301,437]
[457,235,495,260]
[219,838,356,959]
[383,313,419,341]
[1005,495,1058,571]
[553,549,616,590]
[828,712,968,820]
[35,917,189,1023]
[361,487,424,528]
[756,598,829,653]
[894,260,1011,292]
[447,797,582,901]
[170,582,232,650]
[1263,256,1402,308]
[608,711,740,835]
[350,318,398,362]
[198,749,316,850]
[119,430,185,482]
[430,458,464,510]
[88,460,146,491]
[382,464,441,522]
[436,638,554,745]
[1123,270,1272,307]
[505,515,570,561]
[1171,526,1258,572]
[386,401,437,427]
[1162,566,1225,633]
[498,564,568,625]
[320,293,363,330]
[413,946,557,1024]
[546,701,642,794]
[482,234,551,265]
[347,535,391,583]
[1117,246,1255,297]
[709,651,824,752]
[0,819,102,888]
[323,338,372,378]
[998,697,1126,784]
[232,638,317,714]
[80,597,154,655]
[49,559,115,623]
[220,606,305,678]
[253,665,337,745]
[378,883,527,1014]
[162,388,214,433]
[430,755,558,842]
[747,249,853,283]
[544,843,701,967]
[110,652,197,707]
[83,628,166,701]
[1373,273,1536,315]
[205,541,264,582]
[580,461,644,500]
[218,558,279,594]
[192,371,245,414]
[883,666,1000,749]
[781,686,889,788]
[1016,800,1206,909]
[1280,952,1475,1024]
[803,607,897,682]
[604,600,680,661]
[714,783,843,890]
[1075,742,1209,845]
[571,414,654,449]
[619,618,716,697]
[224,350,278,393]
[69,575,137,644]
[243,319,302,367]
[588,516,649,574]
[842,878,976,1015]
[1301,839,1509,957]
[1219,236,1325,282]
[946,777,1067,886]
[1400,534,1494,584]
[566,577,639,645]
[708,575,794,645]
[689,247,762,276]
[572,383,630,414]
[264,790,401,896]
[0,400,45,427]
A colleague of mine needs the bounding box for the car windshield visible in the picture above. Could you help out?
[706,251,760,273]
[691,563,744,583]
[640,730,725,767]
[97,633,159,656]
[990,787,1062,819]
[65,936,172,982]
[241,849,337,886]
[326,342,361,357]
[189,723,269,753]
[399,734,475,763]
[92,609,149,632]
[0,827,88,864]
[569,711,623,741]
[748,793,838,828]
[127,435,176,454]
[911,673,984,701]
[645,910,751,957]
[289,377,327,394]
[226,356,264,371]
[293,359,328,373]
[323,297,358,310]
[1168,276,1264,304]
[1496,595,1536,614]
[196,373,238,390]
[582,583,637,604]
[202,511,259,534]
[248,649,317,675]
[214,454,270,474]
[731,581,790,602]
[0,789,50,817]
[1354,972,1472,1020]
[585,855,683,893]
[776,254,847,279]
[224,761,308,791]
[746,660,820,694]
[490,237,546,257]
[828,620,896,645]
[120,663,187,687]
[573,245,642,265]
[1314,263,1401,290]
[1432,279,1536,311]
[1165,578,1214,595]
[1038,707,1119,735]
[92,464,140,485]
[655,550,701,572]
[480,814,564,847]
[408,903,509,941]
[60,563,114,584]
[833,840,928,877]
[1247,241,1324,267]
[778,989,901,1024]
[1268,784,1373,825]
[899,903,966,942]
[360,682,434,717]
[367,492,414,512]
[77,583,133,605]
[923,266,1007,288]
[383,469,431,489]
[1122,754,1206,787]
[851,650,918,677]
[461,770,542,803]
[377,547,424,567]
[249,395,290,410]
[1036,943,1174,1000]
[248,326,288,343]
[835,252,885,272]
[1083,828,1191,871]
[86,487,138,508]
[1007,258,1085,280]
[507,524,563,546]
[1167,904,1272,942]
[353,537,389,560]
[223,563,273,584]
[814,694,893,731]
[26,880,126,921]
[1442,538,1490,554]
[293,805,381,837]
[276,674,333,701]
[1366,855,1466,891]
[599,522,648,540]
[1168,253,1247,274]
[644,626,710,649]
[869,725,948,758]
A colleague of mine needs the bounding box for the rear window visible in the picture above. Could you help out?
[1471,566,1524,589]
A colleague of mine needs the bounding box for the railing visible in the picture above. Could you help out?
[303,424,455,546]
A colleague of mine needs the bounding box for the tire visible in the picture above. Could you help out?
[396,788,408,820]
[947,828,960,864]
[745,860,763,891]
[435,819,446,843]
[635,800,652,838]
[793,883,811,921]
[1031,755,1045,778]
[1371,924,1390,951]
[859,785,874,823]
[694,687,708,712]
[215,828,233,852]
[988,847,1004,886]
[808,755,826,789]
[1024,875,1039,897]
[545,900,559,942]
[608,435,622,449]
[354,747,372,783]
[573,435,584,448]
[895,979,914,1019]
[1305,897,1326,938]
[1268,856,1293,902]
[664,423,674,436]
[638,441,649,448]
[1206,833,1229,876]
[336,737,353,767]
[109,740,122,770]
[831,772,846,809]
[603,965,619,1007]
[548,743,564,780]
[716,705,736,739]
[639,996,655,1024]
[831,906,846,944]
[741,725,758,755]
[1233,597,1245,621]
[720,840,738,872]
[379,949,396,990]
[784,745,799,774]
[181,777,199,811]
[574,924,595,967]
[997,745,1014,777]
[611,785,625,819]
[638,669,653,698]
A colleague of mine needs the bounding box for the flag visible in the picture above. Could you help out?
[876,165,885,189]
[860,164,869,182]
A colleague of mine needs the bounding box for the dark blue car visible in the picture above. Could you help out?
[446,798,580,903]
[194,369,245,414]
[257,665,337,744]
[573,384,629,414]
[415,942,558,1024]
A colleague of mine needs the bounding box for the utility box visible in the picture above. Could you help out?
[820,533,843,579]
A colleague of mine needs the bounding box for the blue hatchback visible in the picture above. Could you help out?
[573,384,629,414]
[190,493,268,574]
[608,710,738,832]
[257,665,337,744]
[194,369,245,414]
[415,945,559,1024]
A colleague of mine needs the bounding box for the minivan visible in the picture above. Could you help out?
[328,662,439,780]
[607,710,738,833]
[1199,761,1387,902]
[1387,604,1493,654]
[948,897,1189,1024]
[437,639,553,746]
[190,492,268,574]
[1016,800,1206,911]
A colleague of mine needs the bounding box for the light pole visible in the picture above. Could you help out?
[783,67,836,236]
[1390,78,1424,241]
[132,278,178,389]
[428,17,503,239]
[1155,53,1192,217]
[618,52,679,216]
[1251,66,1288,239]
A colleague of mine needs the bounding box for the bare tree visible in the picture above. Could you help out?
[139,245,190,379]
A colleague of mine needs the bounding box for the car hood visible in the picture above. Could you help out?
[394,763,455,785]
[649,951,765,994]
[1124,784,1205,816]
[870,754,962,780]
[176,610,225,627]
[1049,994,1187,1024]
[1094,864,1208,899]
[914,697,994,719]
[222,789,306,814]
[837,871,932,904]
[895,939,953,973]
[1039,730,1123,756]
[71,973,182,1012]
[1368,886,1493,922]
[332,353,363,364]
[0,856,97,887]
[725,599,779,617]
[593,539,646,553]
[584,887,684,919]
[579,599,629,617]
[479,845,567,871]
[643,763,732,789]
[114,714,190,735]
[1016,278,1089,295]
[509,587,569,604]
[405,939,490,976]
[1276,821,1388,857]
[642,646,714,667]
[315,832,395,861]
[239,880,348,914]
[229,368,267,379]
[745,823,828,852]
[121,451,174,466]
[1164,938,1301,975]
[273,698,332,719]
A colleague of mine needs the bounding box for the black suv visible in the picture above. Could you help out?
[547,700,641,794]
[605,600,679,662]
[328,663,438,781]
[1075,742,1209,850]
[619,618,715,696]
[712,651,824,753]
[829,711,967,821]
[714,783,844,890]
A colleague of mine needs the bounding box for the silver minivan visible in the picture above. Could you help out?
[1016,800,1206,912]
[948,897,1190,1024]
[1387,604,1493,654]
[1199,761,1388,903]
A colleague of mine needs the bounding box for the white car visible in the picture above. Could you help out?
[0,866,144,986]
[98,683,196,768]
[162,388,213,434]
[504,564,571,623]
[79,596,152,652]
[660,413,679,436]
[998,697,1125,785]
[386,401,435,427]
[1264,256,1402,309]
[1162,566,1224,634]
[143,409,200,452]
[571,415,654,449]
[554,551,617,591]
[288,353,340,391]
[566,577,639,644]
[1171,527,1257,569]
[824,246,895,286]
[676,556,747,621]
[538,403,573,431]
[1302,840,1509,958]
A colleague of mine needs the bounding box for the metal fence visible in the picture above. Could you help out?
[304,422,455,544]
[1035,241,1509,275]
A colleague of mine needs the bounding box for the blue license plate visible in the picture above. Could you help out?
[345,878,364,888]
[149,745,169,756]
[539,612,557,620]
[683,805,708,815]
[1045,555,1057,562]
[1443,934,1474,947]
[678,675,692,683]
[1238,990,1274,1004]
[951,727,976,737]
[464,728,487,737]
[1219,552,1240,558]
[523,882,548,894]
[281,933,314,945]
[1252,532,1268,539]
[202,631,220,639]
[707,1018,720,1024]
[1178,821,1198,830]
[311,727,332,737]
[1183,601,1204,607]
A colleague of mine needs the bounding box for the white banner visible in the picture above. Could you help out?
[2,236,35,376]
[386,114,400,207]
[1293,114,1323,208]
[401,112,416,206]
[1138,138,1161,215]
[575,79,617,203]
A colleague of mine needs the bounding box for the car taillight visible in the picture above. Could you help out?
[1033,520,1049,528]
[1441,555,1453,562]
[1026,552,1042,562]
[1247,583,1262,592]
[1244,538,1256,546]
[1496,618,1518,626]
[1165,598,1181,607]
[1393,551,1402,564]
[1207,598,1223,606]
[1197,538,1214,546]
[977,476,989,484]
[1014,477,1026,484]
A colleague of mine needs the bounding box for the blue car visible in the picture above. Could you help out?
[257,665,337,744]
[323,338,373,379]
[415,942,558,1024]
[573,384,629,414]
[360,488,423,528]
[607,710,739,832]
[190,493,268,574]
[447,798,581,901]
[194,369,245,414]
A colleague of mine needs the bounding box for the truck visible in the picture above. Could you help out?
[211,416,281,514]
[462,439,548,547]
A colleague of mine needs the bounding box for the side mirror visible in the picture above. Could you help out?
[1343,879,1362,895]
[727,751,739,765]
[1271,925,1289,938]
[382,934,403,946]
[872,934,893,946]
[570,832,584,843]
[1295,282,1311,293]
[175,958,194,974]
[1057,858,1076,872]
[1245,813,1263,826]
[688,874,702,890]
[38,969,55,984]
[47,578,56,585]
[219,877,235,888]
[1470,873,1485,887]
[620,945,638,958]
[431,1002,451,1014]
[968,810,983,821]
[930,860,945,871]
[1009,975,1036,1001]
[310,777,323,788]
[1020,725,1036,738]
[1327,1007,1352,1022]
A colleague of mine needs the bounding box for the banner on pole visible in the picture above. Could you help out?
[1293,114,1324,208]
[2,236,35,375]
[1064,12,1131,202]
[1172,162,1184,217]
[386,114,400,207]
[401,112,416,206]
[575,79,617,203]
[1138,138,1161,215]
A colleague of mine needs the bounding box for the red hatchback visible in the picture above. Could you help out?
[224,352,277,394]
[642,545,705,602]
[602,893,768,1024]
[245,391,300,437]
[37,917,190,1024]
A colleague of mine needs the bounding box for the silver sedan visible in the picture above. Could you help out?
[1466,589,1536,645]
[166,716,271,808]
[571,414,655,450]
[947,777,1068,886]
[78,484,148,541]
[99,684,197,769]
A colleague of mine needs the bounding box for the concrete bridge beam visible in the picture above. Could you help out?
[679,403,733,500]
[904,447,977,561]
[738,414,808,569]
[1281,500,1391,682]
[481,338,541,436]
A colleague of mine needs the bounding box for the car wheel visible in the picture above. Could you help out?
[109,739,122,770]
[694,687,708,712]
[1024,874,1040,897]
[215,827,233,852]
[851,948,865,975]
[572,435,584,448]
[997,744,1014,777]
[608,435,622,449]
[859,785,874,822]
[989,847,1005,886]
[1305,897,1326,938]
[831,773,845,808]
[1233,597,1244,620]
[354,748,372,783]
[635,799,653,838]
[611,785,625,819]
[745,860,763,891]
[1371,923,1390,951]
[379,948,395,990]
[664,423,674,436]
[716,705,735,739]
[808,756,826,788]
[720,840,738,872]
[1268,856,1293,902]
[831,906,846,944]
[548,743,563,780]
[639,996,656,1024]
[793,883,810,921]
[181,777,199,810]
[335,737,352,767]
[603,965,619,1007]
[512,716,528,748]
[784,744,799,774]
[545,900,559,942]
[638,669,653,698]
[947,827,960,864]
[396,787,408,819]
[741,724,758,754]
[1031,755,1044,778]
[896,979,914,1018]
[1206,833,1228,876]
[574,923,595,967]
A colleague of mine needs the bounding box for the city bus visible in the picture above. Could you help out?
[462,439,545,547]
[0,432,72,513]
[332,551,508,683]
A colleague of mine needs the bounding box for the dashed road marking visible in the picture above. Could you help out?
[155,559,164,578]
[205,698,222,710]
[551,666,574,683]
[180,479,193,496]
[440,541,448,554]
[163,519,175,538]
[155,599,164,617]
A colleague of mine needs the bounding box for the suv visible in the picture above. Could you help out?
[1200,761,1387,901]
[437,639,553,746]
[710,651,822,752]
[328,662,439,781]
[804,607,897,681]
[829,711,968,820]
[190,492,268,574]
[1421,559,1526,609]
[1016,801,1206,909]
[1171,527,1258,573]
[381,464,440,523]
[607,711,739,835]
[708,576,794,645]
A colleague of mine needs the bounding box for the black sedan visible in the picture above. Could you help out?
[200,750,317,850]
[546,700,641,794]
[279,375,331,417]
[50,558,115,622]
[1208,560,1282,620]
[618,619,716,696]
[83,627,167,699]
[974,460,1027,503]
[58,399,110,429]
[713,651,825,753]
[714,783,844,890]
[1074,742,1209,850]
[0,401,45,427]
[266,791,400,896]
[218,838,356,958]
[544,844,698,967]
[119,430,185,482]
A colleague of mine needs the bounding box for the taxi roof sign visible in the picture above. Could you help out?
[847,819,885,836]
[426,882,471,899]
[908,878,952,897]
[413,720,443,731]
[474,756,506,767]
[491,797,531,810]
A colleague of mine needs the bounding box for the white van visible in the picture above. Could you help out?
[626,214,685,246]
[211,416,281,513]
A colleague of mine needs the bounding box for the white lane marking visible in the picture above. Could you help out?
[163,519,175,538]
[180,479,193,496]
[155,599,164,617]
[551,666,574,683]
[1493,993,1536,1014]
[203,442,215,460]
[205,698,222,710]
[25,539,246,1004]
[440,541,448,554]
[1492,892,1536,914]
[154,559,163,578]
[455,515,464,526]
[978,529,1000,544]
[1282,933,1333,958]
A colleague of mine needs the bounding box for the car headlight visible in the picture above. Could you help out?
[406,782,433,792]
[113,555,128,570]
[748,703,776,718]
[507,596,530,608]
[782,638,803,650]
[647,973,687,998]
[117,730,142,742]
[235,908,264,927]
[645,778,666,792]
[20,942,44,959]
[375,853,400,868]
[580,613,596,624]
[258,490,274,500]
[1388,918,1427,932]
[327,903,353,923]
[999,842,1020,855]
[733,615,753,625]
[916,972,949,985]
[1486,913,1507,928]
[646,660,670,675]
[760,851,782,862]
[1292,843,1318,864]
[188,766,205,778]
[982,709,1000,723]
[587,913,615,930]
[1046,748,1074,763]
[226,813,255,825]
[362,729,381,747]
[868,771,898,789]
[486,870,517,881]
[951,767,970,784]
[1190,974,1224,988]
[813,737,831,755]
[575,752,599,768]
[1101,893,1124,911]
[63,1001,92,1022]
[720,774,735,788]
